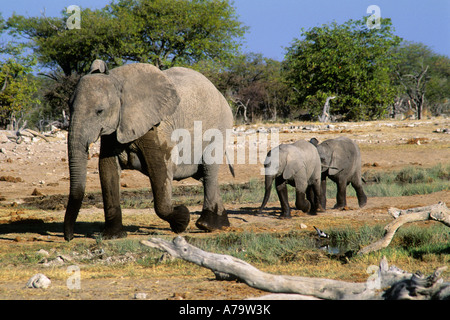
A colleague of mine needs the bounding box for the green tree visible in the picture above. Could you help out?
[393,42,450,118]
[108,0,246,69]
[0,14,40,129]
[7,8,125,76]
[284,17,402,121]
[6,0,247,123]
[197,53,290,122]
[7,0,246,73]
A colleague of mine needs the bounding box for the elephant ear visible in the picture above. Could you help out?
[116,64,180,144]
[89,59,109,74]
[283,147,304,180]
[329,147,347,175]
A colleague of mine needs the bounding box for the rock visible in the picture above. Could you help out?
[434,128,449,134]
[42,256,65,267]
[256,127,267,133]
[26,273,51,289]
[58,254,73,262]
[0,176,23,183]
[158,252,175,263]
[133,293,147,300]
[0,132,11,144]
[31,188,44,196]
[36,249,49,257]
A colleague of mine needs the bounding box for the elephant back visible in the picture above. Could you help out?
[321,137,360,176]
[163,67,233,133]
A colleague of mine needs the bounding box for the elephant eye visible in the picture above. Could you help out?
[96,109,104,116]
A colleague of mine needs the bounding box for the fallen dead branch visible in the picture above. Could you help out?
[358,202,450,255]
[141,237,449,300]
[21,129,50,142]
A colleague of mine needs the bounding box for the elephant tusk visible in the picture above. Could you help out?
[321,165,339,170]
[321,165,344,174]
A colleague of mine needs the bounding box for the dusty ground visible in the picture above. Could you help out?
[0,118,449,300]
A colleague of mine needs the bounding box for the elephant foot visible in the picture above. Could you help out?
[166,205,191,234]
[309,204,325,215]
[333,203,346,210]
[279,213,292,219]
[196,210,230,232]
[296,201,311,214]
[64,232,74,242]
[102,229,128,240]
[358,194,368,208]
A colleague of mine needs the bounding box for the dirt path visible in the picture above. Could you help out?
[0,118,449,300]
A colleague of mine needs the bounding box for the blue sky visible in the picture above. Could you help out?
[1,0,449,60]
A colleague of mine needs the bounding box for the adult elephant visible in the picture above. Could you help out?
[310,137,367,210]
[259,140,324,218]
[64,60,233,241]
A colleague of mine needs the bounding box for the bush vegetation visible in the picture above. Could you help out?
[1,1,449,128]
[213,164,450,206]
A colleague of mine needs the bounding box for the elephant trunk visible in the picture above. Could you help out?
[64,128,90,241]
[259,175,274,213]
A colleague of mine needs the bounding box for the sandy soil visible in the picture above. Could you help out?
[0,118,449,300]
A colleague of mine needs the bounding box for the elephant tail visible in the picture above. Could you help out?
[226,151,235,178]
[228,163,235,178]
[259,175,274,214]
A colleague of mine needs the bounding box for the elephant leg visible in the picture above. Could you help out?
[294,178,310,213]
[149,170,190,233]
[320,175,327,210]
[195,164,230,232]
[308,181,324,214]
[137,132,190,234]
[99,137,127,239]
[333,179,347,209]
[275,176,291,219]
[351,178,367,208]
[295,190,311,214]
[149,166,190,233]
[306,185,314,210]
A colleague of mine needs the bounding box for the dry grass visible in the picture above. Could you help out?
[1,118,449,299]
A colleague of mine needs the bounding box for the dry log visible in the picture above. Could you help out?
[142,237,366,300]
[358,202,450,255]
[21,129,50,142]
[383,265,449,300]
[140,237,449,300]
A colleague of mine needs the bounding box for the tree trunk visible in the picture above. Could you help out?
[141,237,449,300]
[318,96,336,123]
[358,202,449,255]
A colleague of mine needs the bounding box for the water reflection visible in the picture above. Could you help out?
[316,239,351,255]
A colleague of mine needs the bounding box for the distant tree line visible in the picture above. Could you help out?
[0,0,448,129]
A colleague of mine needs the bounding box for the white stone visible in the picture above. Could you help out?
[26,273,51,289]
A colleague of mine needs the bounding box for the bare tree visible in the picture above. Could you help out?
[231,97,250,124]
[318,96,336,123]
[395,65,429,120]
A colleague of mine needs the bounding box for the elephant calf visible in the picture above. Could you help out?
[310,137,367,210]
[259,140,324,218]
